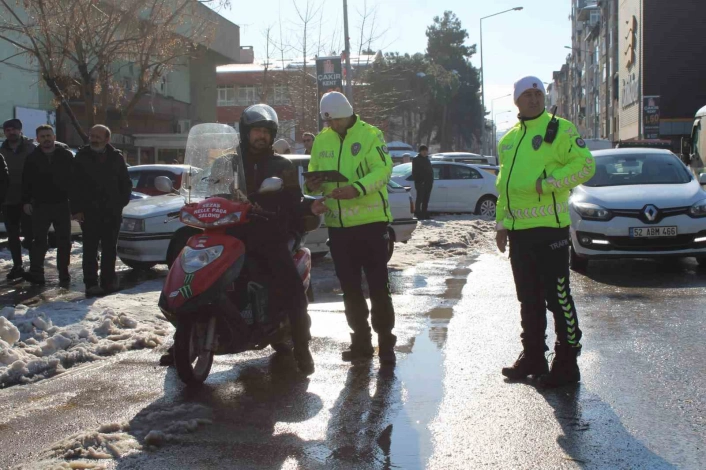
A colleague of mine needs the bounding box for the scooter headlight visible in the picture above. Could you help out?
[181,246,224,273]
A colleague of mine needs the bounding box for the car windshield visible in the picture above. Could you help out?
[584,153,692,187]
[388,180,405,189]
[392,163,412,176]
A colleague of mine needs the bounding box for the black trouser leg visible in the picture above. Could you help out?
[538,231,582,348]
[21,207,33,247]
[81,214,101,288]
[509,231,548,353]
[360,223,395,335]
[52,202,72,276]
[253,240,311,345]
[421,182,433,215]
[509,227,582,351]
[99,214,122,288]
[329,226,371,336]
[414,183,425,215]
[2,204,24,267]
[29,205,54,275]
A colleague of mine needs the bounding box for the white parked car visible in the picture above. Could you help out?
[431,151,495,166]
[391,161,498,216]
[117,156,417,268]
[569,148,706,270]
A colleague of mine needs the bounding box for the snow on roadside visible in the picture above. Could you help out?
[0,242,85,274]
[17,404,213,469]
[0,280,171,388]
[390,214,497,268]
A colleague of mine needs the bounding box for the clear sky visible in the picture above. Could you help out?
[218,0,572,131]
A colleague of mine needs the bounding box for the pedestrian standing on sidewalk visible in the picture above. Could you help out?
[412,145,434,219]
[72,125,132,297]
[301,132,315,155]
[1,119,36,280]
[21,125,74,286]
[305,91,397,365]
[495,76,596,388]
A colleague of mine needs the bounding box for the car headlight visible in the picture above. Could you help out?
[120,218,145,232]
[571,202,613,221]
[689,198,706,218]
[181,246,224,274]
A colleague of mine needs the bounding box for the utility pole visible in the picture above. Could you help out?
[343,0,353,105]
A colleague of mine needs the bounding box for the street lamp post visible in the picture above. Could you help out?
[480,7,523,156]
[490,93,511,157]
[493,110,512,160]
[343,0,353,104]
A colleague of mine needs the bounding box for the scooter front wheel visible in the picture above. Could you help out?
[174,317,216,385]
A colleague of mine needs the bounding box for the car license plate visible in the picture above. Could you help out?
[630,226,678,238]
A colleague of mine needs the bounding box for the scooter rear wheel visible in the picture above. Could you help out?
[174,319,215,385]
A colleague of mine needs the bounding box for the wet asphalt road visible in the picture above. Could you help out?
[1,252,705,469]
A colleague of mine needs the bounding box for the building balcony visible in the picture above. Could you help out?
[577,1,598,22]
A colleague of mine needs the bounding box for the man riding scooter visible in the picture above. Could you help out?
[161,105,326,375]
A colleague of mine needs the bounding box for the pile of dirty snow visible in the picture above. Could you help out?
[0,242,85,274]
[0,280,170,388]
[19,404,213,469]
[391,215,497,267]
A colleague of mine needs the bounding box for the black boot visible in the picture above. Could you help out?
[7,266,24,281]
[378,333,397,366]
[22,271,46,285]
[539,345,581,388]
[159,346,174,366]
[501,350,549,380]
[341,332,374,362]
[294,342,315,376]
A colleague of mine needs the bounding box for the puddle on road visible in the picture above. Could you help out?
[388,262,472,469]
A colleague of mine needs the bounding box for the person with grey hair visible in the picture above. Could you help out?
[72,124,132,297]
[1,118,35,280]
[21,125,74,286]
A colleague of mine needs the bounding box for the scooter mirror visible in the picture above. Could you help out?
[155,176,174,193]
[259,177,283,193]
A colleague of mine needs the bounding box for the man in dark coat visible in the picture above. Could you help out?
[0,118,35,279]
[412,145,434,219]
[22,125,75,285]
[72,125,132,297]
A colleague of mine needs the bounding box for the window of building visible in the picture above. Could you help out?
[272,86,290,105]
[589,10,600,25]
[236,86,259,106]
[217,86,235,106]
[279,119,296,141]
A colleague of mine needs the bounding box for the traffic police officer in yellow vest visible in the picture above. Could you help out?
[305,91,397,366]
[496,76,596,388]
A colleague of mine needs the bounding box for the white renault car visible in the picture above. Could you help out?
[117,156,417,269]
[569,148,706,270]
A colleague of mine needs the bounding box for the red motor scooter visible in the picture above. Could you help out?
[158,183,313,385]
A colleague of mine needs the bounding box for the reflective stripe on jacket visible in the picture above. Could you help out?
[496,111,596,231]
[307,116,393,228]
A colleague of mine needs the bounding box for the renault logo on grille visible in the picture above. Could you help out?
[643,205,659,222]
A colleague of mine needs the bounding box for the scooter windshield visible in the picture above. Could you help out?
[181,123,246,201]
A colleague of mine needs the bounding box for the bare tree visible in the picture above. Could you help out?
[291,0,322,131]
[0,0,225,142]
